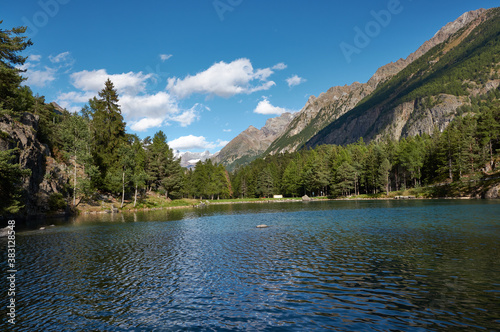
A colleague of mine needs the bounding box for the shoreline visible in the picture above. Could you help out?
[78,195,494,215]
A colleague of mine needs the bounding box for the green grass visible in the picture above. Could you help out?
[122,197,197,210]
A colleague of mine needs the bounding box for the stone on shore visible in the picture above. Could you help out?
[302,195,311,201]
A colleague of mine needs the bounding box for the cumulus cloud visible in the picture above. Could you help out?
[70,69,153,95]
[120,92,201,130]
[286,75,306,88]
[160,54,173,62]
[169,135,228,151]
[167,58,277,99]
[170,106,200,127]
[169,135,216,150]
[18,55,57,88]
[24,66,57,88]
[253,97,289,115]
[129,117,164,132]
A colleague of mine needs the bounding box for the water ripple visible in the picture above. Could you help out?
[1,200,499,331]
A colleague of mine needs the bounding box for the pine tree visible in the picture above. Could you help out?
[90,79,126,189]
[281,160,300,197]
[0,22,32,115]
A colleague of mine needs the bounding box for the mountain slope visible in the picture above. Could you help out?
[306,7,500,148]
[267,8,489,155]
[212,112,296,170]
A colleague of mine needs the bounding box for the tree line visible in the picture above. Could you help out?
[230,90,500,198]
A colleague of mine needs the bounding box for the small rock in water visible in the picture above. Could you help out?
[39,227,45,230]
[256,224,269,228]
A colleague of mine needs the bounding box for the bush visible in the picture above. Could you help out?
[48,193,66,211]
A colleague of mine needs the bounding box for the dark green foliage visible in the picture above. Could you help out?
[0,149,31,215]
[89,79,126,188]
[0,21,33,116]
[185,160,231,200]
[48,193,66,211]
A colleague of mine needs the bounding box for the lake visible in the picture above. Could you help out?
[1,199,499,331]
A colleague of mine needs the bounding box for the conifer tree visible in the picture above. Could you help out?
[90,79,126,188]
[0,22,32,115]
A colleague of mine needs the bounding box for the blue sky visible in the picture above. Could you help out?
[2,0,498,153]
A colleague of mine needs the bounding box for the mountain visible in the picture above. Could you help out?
[212,112,296,170]
[215,8,496,168]
[307,7,500,148]
[268,8,490,154]
[175,150,216,168]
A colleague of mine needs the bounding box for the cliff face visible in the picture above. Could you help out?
[307,8,500,148]
[0,113,68,216]
[213,112,296,169]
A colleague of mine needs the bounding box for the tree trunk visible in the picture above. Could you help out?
[121,171,125,208]
[489,141,494,169]
[134,184,138,208]
[448,156,453,181]
[73,154,77,206]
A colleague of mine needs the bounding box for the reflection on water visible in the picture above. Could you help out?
[1,200,499,331]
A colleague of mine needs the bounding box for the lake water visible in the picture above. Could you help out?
[1,200,499,331]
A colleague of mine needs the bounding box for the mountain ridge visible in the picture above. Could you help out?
[214,8,494,168]
[306,7,500,148]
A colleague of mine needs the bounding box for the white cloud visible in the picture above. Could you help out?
[57,91,95,103]
[169,135,228,151]
[28,54,42,62]
[49,51,71,64]
[166,58,277,99]
[24,66,57,88]
[70,69,153,95]
[60,68,203,130]
[120,91,178,117]
[129,117,164,132]
[286,75,306,88]
[253,97,289,115]
[223,129,232,132]
[169,135,216,150]
[170,107,200,127]
[121,92,200,129]
[160,54,173,62]
[272,62,287,70]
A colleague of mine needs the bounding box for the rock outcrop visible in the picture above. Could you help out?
[0,113,69,216]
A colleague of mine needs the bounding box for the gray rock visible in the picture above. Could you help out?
[485,184,500,199]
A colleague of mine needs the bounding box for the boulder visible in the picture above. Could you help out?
[485,184,500,199]
[302,195,311,201]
